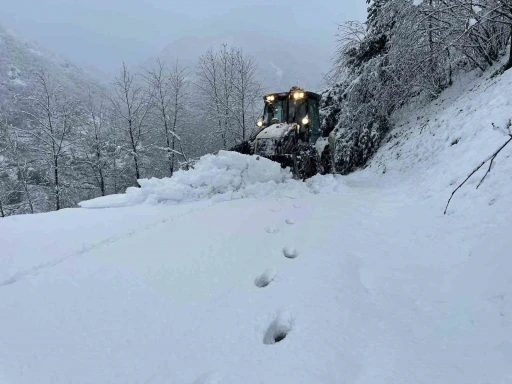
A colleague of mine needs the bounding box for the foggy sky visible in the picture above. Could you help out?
[0,0,367,74]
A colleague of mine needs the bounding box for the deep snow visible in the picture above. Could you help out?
[1,64,512,384]
[78,151,348,209]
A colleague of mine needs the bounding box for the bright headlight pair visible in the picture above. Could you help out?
[293,91,305,100]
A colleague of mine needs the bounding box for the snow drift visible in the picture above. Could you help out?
[79,151,348,208]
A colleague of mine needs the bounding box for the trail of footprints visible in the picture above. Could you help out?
[254,204,301,345]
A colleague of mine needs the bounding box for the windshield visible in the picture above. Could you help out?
[264,100,287,125]
[264,98,309,126]
[289,100,307,125]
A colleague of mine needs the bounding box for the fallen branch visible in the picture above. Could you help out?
[444,134,512,214]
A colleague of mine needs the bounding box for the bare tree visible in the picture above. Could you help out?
[196,47,230,149]
[75,88,114,196]
[3,128,36,214]
[232,49,261,141]
[329,20,366,82]
[144,59,190,176]
[219,44,236,147]
[109,63,153,185]
[18,69,79,211]
[472,0,512,71]
[196,44,261,149]
[0,118,17,217]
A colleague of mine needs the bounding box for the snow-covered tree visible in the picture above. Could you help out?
[74,88,118,196]
[0,118,19,217]
[0,124,39,215]
[232,49,261,142]
[323,0,512,174]
[109,63,154,185]
[196,45,261,150]
[17,69,80,211]
[144,59,190,176]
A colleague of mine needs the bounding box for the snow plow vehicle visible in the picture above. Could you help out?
[231,87,323,180]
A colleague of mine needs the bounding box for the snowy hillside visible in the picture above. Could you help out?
[1,66,512,383]
[0,23,103,104]
[363,61,512,209]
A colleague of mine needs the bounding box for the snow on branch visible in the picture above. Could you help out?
[154,146,186,157]
[169,130,181,141]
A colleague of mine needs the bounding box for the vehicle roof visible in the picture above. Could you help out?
[263,90,321,101]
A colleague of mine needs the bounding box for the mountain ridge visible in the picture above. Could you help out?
[0,22,106,107]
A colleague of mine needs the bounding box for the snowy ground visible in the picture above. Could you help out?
[1,66,512,384]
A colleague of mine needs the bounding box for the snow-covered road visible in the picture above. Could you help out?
[1,176,511,384]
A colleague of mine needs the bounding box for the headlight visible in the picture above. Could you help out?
[293,91,305,100]
[302,116,310,125]
[266,95,275,102]
[257,120,263,127]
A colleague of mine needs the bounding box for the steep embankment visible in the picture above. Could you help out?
[0,63,511,384]
[360,62,512,212]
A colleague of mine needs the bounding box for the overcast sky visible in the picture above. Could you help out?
[0,0,367,74]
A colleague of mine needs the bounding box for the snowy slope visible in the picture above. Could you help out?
[1,66,512,383]
[363,60,512,211]
[0,23,103,105]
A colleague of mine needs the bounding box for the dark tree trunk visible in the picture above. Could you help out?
[0,199,5,217]
[171,106,179,176]
[95,133,106,196]
[113,157,119,194]
[54,155,60,211]
[133,154,141,183]
[428,0,433,53]
[23,180,34,213]
[128,119,141,186]
[447,49,453,86]
[99,168,106,196]
[166,133,173,177]
[505,26,512,71]
[164,109,173,177]
[171,134,175,176]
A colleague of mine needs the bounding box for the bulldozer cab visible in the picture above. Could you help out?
[259,88,322,144]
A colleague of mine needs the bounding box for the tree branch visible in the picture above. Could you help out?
[444,133,512,214]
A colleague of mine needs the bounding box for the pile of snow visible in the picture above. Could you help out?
[306,173,350,194]
[80,152,311,209]
[80,151,350,209]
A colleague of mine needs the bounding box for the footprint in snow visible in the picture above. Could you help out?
[283,246,299,259]
[263,310,294,345]
[285,218,295,225]
[255,268,277,288]
[293,203,301,209]
[265,226,279,234]
[269,207,282,212]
